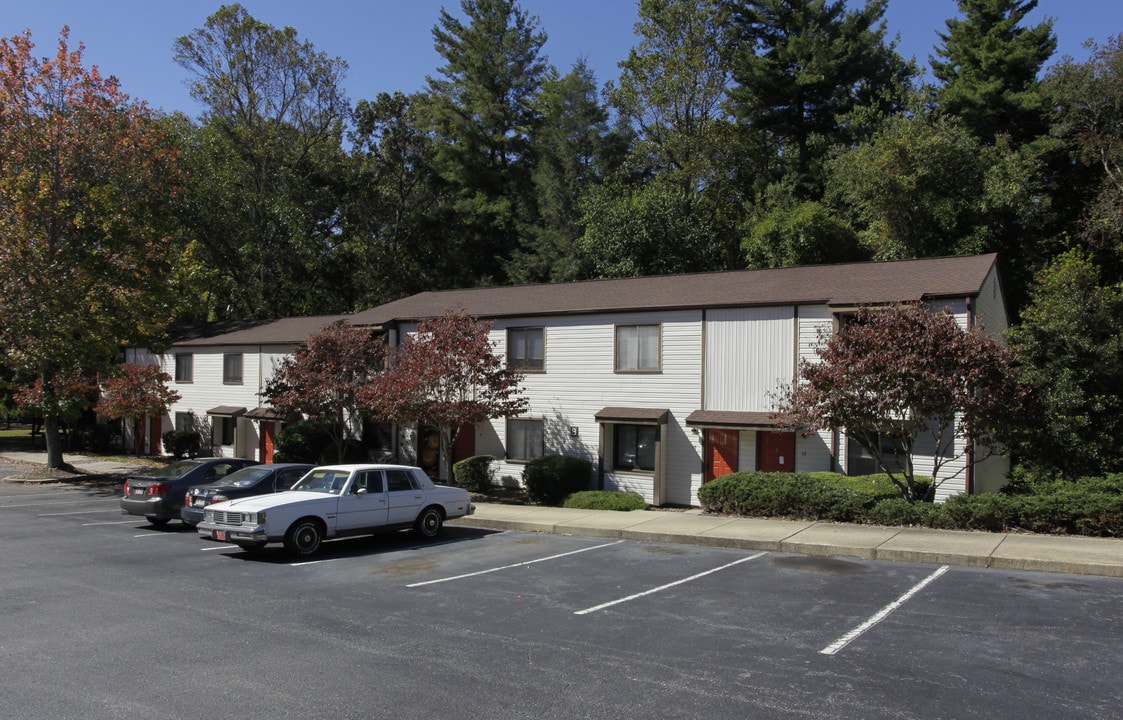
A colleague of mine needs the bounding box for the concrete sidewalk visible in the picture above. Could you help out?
[4,451,1122,578]
[447,504,1123,579]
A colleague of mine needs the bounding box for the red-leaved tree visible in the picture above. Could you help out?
[361,309,528,480]
[0,28,180,468]
[95,364,180,454]
[263,321,388,463]
[777,304,1025,502]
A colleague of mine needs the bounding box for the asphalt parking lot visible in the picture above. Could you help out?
[2,481,1121,720]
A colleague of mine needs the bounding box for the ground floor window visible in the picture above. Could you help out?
[507,418,544,461]
[847,432,906,476]
[215,417,235,446]
[613,424,656,471]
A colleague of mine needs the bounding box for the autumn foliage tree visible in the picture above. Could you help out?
[361,310,528,480]
[263,321,388,463]
[778,304,1024,502]
[0,28,180,468]
[95,364,180,454]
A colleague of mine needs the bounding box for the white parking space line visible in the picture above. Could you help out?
[82,520,139,526]
[407,540,625,587]
[1,499,120,509]
[820,565,951,656]
[574,551,767,615]
[39,509,123,516]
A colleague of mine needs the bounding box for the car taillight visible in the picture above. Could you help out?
[148,483,170,495]
[211,494,229,504]
[185,492,192,505]
[123,482,130,495]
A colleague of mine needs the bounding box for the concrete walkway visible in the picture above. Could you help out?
[4,451,1122,578]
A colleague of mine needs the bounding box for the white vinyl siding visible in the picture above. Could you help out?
[704,306,795,412]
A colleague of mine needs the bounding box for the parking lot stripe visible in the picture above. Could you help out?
[81,520,140,526]
[39,509,122,516]
[819,564,950,656]
[574,552,768,615]
[407,540,624,587]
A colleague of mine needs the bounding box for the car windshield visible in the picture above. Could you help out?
[211,466,272,488]
[147,460,203,478]
[290,469,349,495]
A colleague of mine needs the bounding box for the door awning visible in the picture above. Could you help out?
[244,406,280,420]
[206,406,246,418]
[594,407,669,424]
[685,410,779,429]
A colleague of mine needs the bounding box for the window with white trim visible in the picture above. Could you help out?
[615,324,660,372]
[506,418,544,461]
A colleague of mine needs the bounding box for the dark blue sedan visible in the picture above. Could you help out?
[181,463,313,526]
[121,458,260,526]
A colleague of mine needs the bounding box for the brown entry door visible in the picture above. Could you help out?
[703,429,739,483]
[149,417,162,455]
[757,431,795,472]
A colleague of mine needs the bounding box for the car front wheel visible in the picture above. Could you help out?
[284,519,324,556]
[414,506,444,539]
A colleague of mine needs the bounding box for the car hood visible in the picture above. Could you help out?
[209,491,334,513]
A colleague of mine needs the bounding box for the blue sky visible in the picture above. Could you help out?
[6,1,1120,116]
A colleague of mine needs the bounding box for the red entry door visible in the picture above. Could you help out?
[260,422,276,463]
[451,424,475,464]
[703,429,739,483]
[757,431,795,472]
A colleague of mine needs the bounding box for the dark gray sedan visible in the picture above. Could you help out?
[181,463,313,526]
[121,458,259,526]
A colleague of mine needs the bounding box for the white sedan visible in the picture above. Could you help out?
[197,464,474,556]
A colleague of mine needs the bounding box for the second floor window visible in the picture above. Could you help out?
[174,353,193,383]
[223,353,243,384]
[615,324,660,372]
[508,327,545,371]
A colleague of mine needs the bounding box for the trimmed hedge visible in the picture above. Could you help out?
[523,455,592,506]
[699,470,1123,537]
[453,454,494,492]
[162,430,201,459]
[563,490,647,511]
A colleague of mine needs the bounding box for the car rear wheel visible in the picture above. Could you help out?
[414,506,444,539]
[147,517,170,527]
[284,519,323,556]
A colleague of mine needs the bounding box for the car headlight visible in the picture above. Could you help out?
[249,511,266,525]
[203,509,214,523]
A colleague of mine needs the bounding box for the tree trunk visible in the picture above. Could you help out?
[43,414,67,469]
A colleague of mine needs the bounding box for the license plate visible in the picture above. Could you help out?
[214,530,226,541]
[131,488,145,495]
[193,498,207,507]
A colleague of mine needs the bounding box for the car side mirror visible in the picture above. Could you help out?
[355,487,368,497]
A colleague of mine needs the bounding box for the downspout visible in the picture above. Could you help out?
[964,296,974,495]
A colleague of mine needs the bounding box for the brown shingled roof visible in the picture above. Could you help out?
[349,254,998,327]
[169,314,349,346]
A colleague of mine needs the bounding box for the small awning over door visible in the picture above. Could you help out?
[594,407,669,424]
[685,410,778,429]
[206,406,246,418]
[244,406,280,421]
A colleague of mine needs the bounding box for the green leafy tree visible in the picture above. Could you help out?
[932,0,1056,147]
[1006,251,1123,476]
[95,364,181,455]
[344,91,449,306]
[1043,35,1123,275]
[742,197,862,268]
[510,61,614,284]
[263,321,388,464]
[0,28,180,468]
[779,304,1024,502]
[360,310,527,481]
[426,0,547,287]
[173,4,351,319]
[724,0,914,196]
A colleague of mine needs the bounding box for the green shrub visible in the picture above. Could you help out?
[273,421,334,464]
[523,455,592,506]
[563,490,647,511]
[453,455,494,492]
[162,430,201,459]
[699,471,895,522]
